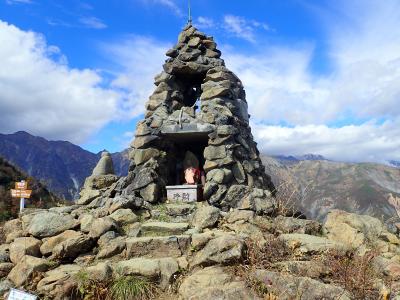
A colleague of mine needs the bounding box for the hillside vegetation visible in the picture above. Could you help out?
[0,156,59,222]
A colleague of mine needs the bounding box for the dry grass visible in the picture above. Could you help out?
[234,236,292,298]
[71,270,160,300]
[273,180,311,218]
[321,249,383,300]
[0,224,5,244]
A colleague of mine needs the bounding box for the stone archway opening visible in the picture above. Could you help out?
[163,133,208,187]
[174,72,205,112]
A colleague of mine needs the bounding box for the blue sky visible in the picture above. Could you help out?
[0,0,399,163]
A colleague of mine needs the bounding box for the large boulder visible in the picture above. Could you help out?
[88,217,118,238]
[51,233,93,260]
[274,216,321,235]
[27,212,78,238]
[280,234,349,255]
[9,237,42,263]
[114,257,179,289]
[190,206,220,230]
[40,230,82,256]
[125,235,190,259]
[179,266,257,300]
[8,256,52,287]
[37,264,82,298]
[324,210,399,252]
[253,270,351,300]
[191,235,245,268]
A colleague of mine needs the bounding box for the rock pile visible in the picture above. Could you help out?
[1,199,400,299]
[104,24,275,213]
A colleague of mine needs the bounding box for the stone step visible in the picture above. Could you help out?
[125,235,191,259]
[140,221,190,236]
[165,204,196,217]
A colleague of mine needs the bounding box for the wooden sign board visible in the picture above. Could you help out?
[7,288,37,300]
[11,189,32,199]
[15,181,28,190]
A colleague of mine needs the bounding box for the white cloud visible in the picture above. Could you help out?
[100,35,171,119]
[5,0,32,4]
[253,120,400,163]
[79,16,107,29]
[195,16,215,29]
[223,15,270,42]
[0,20,120,143]
[141,0,183,16]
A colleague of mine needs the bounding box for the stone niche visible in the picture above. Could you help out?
[112,24,275,214]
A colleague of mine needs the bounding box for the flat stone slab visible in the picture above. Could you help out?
[161,123,215,135]
[279,234,349,254]
[141,222,189,236]
[125,235,190,258]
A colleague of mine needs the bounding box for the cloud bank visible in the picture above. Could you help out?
[0,20,119,143]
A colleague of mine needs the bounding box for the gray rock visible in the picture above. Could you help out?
[9,237,42,263]
[253,270,351,300]
[51,233,93,260]
[139,183,159,203]
[232,162,246,183]
[131,135,159,149]
[80,214,95,233]
[40,230,82,256]
[86,262,112,282]
[28,212,78,238]
[108,195,143,214]
[97,237,125,259]
[110,209,138,225]
[92,151,115,176]
[77,189,101,205]
[140,222,189,236]
[8,256,51,287]
[89,217,117,238]
[204,145,226,160]
[125,235,190,258]
[166,204,195,216]
[191,206,220,230]
[179,266,256,300]
[225,209,255,223]
[280,233,349,255]
[191,235,245,268]
[132,148,160,165]
[274,216,322,235]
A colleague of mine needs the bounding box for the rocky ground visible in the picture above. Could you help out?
[0,196,400,299]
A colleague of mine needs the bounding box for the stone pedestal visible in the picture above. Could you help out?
[166,185,202,203]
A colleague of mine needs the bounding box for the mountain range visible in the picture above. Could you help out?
[0,131,399,222]
[0,131,129,200]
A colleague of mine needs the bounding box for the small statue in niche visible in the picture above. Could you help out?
[182,151,205,185]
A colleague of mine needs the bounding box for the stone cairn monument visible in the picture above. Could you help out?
[107,23,276,214]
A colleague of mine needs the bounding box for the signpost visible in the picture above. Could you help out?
[11,180,32,212]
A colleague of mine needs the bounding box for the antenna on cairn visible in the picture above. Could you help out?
[188,0,192,25]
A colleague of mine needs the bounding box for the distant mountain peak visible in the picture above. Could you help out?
[389,160,400,168]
